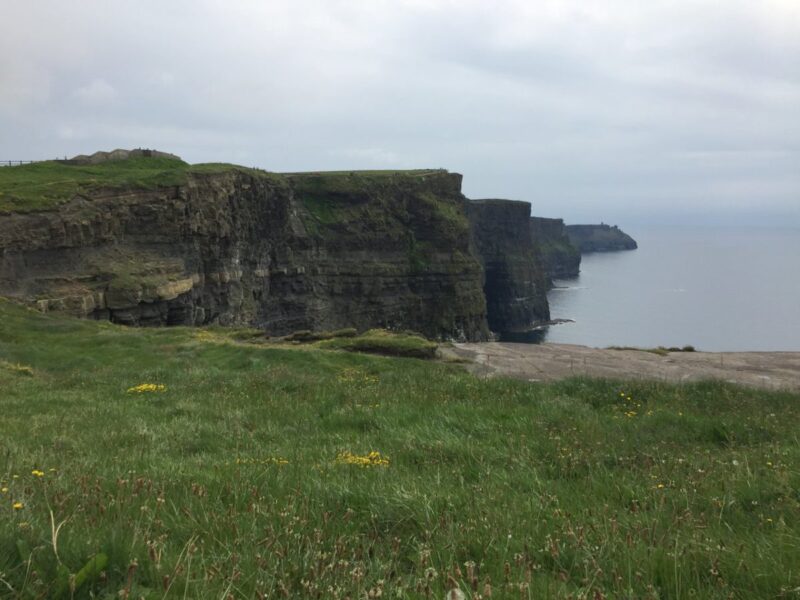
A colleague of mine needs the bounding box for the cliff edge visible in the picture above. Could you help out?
[529,217,581,281]
[467,200,550,332]
[566,224,637,252]
[0,152,558,340]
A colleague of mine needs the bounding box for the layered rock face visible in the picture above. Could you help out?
[566,224,638,252]
[467,200,550,332]
[529,217,581,280]
[283,171,490,340]
[0,167,491,340]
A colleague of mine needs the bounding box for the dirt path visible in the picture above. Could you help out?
[447,342,800,391]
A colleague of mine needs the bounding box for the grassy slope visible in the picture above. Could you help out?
[0,158,267,212]
[0,299,798,598]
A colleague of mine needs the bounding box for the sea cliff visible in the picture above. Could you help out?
[566,223,638,252]
[467,200,550,332]
[529,217,581,280]
[0,152,558,340]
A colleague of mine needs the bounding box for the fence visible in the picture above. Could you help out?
[0,160,39,167]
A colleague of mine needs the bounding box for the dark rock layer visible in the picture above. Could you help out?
[467,200,550,332]
[529,217,581,281]
[566,224,638,252]
[0,169,495,340]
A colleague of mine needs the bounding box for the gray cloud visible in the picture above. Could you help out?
[1,0,798,225]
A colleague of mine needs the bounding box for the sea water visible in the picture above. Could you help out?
[534,226,800,351]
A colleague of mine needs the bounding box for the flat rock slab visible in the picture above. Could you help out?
[449,342,800,391]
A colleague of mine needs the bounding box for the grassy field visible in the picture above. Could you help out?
[0,158,267,212]
[0,299,798,598]
[0,158,449,216]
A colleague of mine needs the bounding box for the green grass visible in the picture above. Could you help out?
[0,299,798,598]
[283,169,445,177]
[316,329,438,359]
[0,158,268,212]
[287,170,464,235]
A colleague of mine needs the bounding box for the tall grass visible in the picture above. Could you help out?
[0,299,798,598]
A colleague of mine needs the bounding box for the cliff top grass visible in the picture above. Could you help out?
[288,169,469,244]
[1,297,799,597]
[282,168,446,178]
[566,223,638,247]
[286,169,453,206]
[469,198,532,208]
[0,156,452,214]
[0,156,267,213]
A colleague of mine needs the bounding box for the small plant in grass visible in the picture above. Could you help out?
[282,328,358,342]
[0,360,34,376]
[335,450,390,467]
[126,383,167,393]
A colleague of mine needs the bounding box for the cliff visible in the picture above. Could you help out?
[467,200,550,331]
[0,155,499,340]
[529,217,581,280]
[566,224,638,252]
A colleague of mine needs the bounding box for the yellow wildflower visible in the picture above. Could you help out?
[1,487,8,493]
[12,502,23,510]
[335,450,389,467]
[337,368,379,386]
[126,383,167,394]
[31,469,44,477]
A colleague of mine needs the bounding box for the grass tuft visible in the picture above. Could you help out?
[317,328,438,359]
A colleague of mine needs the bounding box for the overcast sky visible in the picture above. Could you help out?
[2,0,798,225]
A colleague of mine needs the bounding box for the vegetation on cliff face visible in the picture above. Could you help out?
[1,300,798,598]
[288,170,468,243]
[0,157,270,213]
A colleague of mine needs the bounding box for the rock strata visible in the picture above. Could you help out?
[0,154,564,340]
[467,200,550,332]
[0,162,496,340]
[529,217,581,281]
[566,224,637,252]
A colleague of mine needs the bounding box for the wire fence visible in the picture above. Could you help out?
[0,160,40,167]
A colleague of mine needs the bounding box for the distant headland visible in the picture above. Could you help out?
[566,223,638,253]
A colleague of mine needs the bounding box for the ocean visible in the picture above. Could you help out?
[528,226,800,351]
